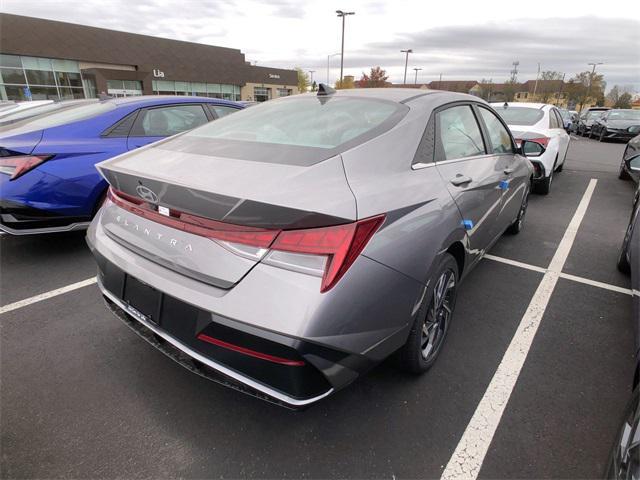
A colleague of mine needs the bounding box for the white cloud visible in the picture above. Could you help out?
[2,0,639,89]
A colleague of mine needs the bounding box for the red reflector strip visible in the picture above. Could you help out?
[196,333,305,366]
[107,187,279,248]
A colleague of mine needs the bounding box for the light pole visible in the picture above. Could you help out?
[336,10,355,83]
[401,49,413,85]
[585,62,603,108]
[413,67,422,85]
[308,70,315,83]
[326,52,341,85]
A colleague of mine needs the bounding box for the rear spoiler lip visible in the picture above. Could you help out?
[99,167,353,230]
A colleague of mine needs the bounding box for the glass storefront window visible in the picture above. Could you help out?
[29,86,60,100]
[207,83,221,98]
[0,55,87,101]
[51,59,80,73]
[21,56,53,71]
[254,87,270,102]
[175,81,190,93]
[277,88,292,97]
[192,82,207,95]
[107,80,142,97]
[0,68,27,84]
[59,87,85,100]
[0,54,22,68]
[26,69,56,86]
[56,72,82,87]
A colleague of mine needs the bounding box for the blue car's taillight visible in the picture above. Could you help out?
[0,155,52,180]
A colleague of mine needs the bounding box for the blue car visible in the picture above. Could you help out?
[0,96,243,235]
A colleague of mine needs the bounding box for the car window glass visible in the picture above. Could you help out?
[140,104,208,137]
[478,107,513,154]
[211,105,239,118]
[437,105,485,160]
[549,110,559,129]
[493,106,544,126]
[553,110,564,127]
[188,96,404,149]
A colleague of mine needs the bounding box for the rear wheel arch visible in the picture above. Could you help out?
[446,241,465,278]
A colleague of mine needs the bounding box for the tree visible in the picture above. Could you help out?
[570,70,605,111]
[476,79,494,101]
[356,67,389,88]
[295,67,309,93]
[503,79,519,102]
[607,85,620,106]
[335,76,355,89]
[615,92,633,109]
[537,71,563,103]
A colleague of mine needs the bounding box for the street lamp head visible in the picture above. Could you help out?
[336,10,355,16]
[401,49,413,53]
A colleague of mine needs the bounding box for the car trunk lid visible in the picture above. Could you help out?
[96,140,357,288]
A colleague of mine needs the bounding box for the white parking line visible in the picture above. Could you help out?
[484,255,633,296]
[0,277,97,316]
[442,178,598,480]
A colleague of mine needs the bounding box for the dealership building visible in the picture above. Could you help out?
[0,14,299,102]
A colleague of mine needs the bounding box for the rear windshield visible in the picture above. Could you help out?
[608,110,640,120]
[187,96,405,149]
[494,107,544,126]
[585,111,604,119]
[0,100,110,133]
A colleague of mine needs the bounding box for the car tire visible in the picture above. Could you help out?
[506,187,529,234]
[396,253,458,373]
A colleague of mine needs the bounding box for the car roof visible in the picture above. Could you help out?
[294,87,486,106]
[106,95,241,108]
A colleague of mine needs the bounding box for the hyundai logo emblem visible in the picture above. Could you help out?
[136,185,159,204]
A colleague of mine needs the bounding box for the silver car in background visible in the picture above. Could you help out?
[87,86,535,408]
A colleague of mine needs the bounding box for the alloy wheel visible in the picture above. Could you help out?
[421,269,456,361]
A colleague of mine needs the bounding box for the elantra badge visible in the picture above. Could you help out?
[136,185,159,204]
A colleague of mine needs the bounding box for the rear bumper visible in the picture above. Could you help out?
[99,280,335,408]
[0,199,90,235]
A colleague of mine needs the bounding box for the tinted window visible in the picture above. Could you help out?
[586,111,604,120]
[478,107,513,154]
[494,106,544,126]
[188,96,404,149]
[549,110,560,129]
[609,110,640,120]
[137,104,208,137]
[437,105,485,160]
[211,105,239,118]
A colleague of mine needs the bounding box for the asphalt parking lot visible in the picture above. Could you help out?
[1,136,637,479]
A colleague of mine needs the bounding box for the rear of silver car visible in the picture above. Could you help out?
[87,94,427,407]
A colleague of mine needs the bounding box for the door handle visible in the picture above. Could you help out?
[504,167,516,174]
[450,175,472,186]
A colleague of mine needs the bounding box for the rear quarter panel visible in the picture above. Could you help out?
[342,95,467,286]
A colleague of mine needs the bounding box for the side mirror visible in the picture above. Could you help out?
[520,139,546,158]
[629,156,640,172]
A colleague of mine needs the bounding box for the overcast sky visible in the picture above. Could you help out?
[3,0,640,90]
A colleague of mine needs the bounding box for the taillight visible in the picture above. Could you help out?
[265,215,385,292]
[108,187,385,292]
[0,155,51,180]
[517,136,549,148]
